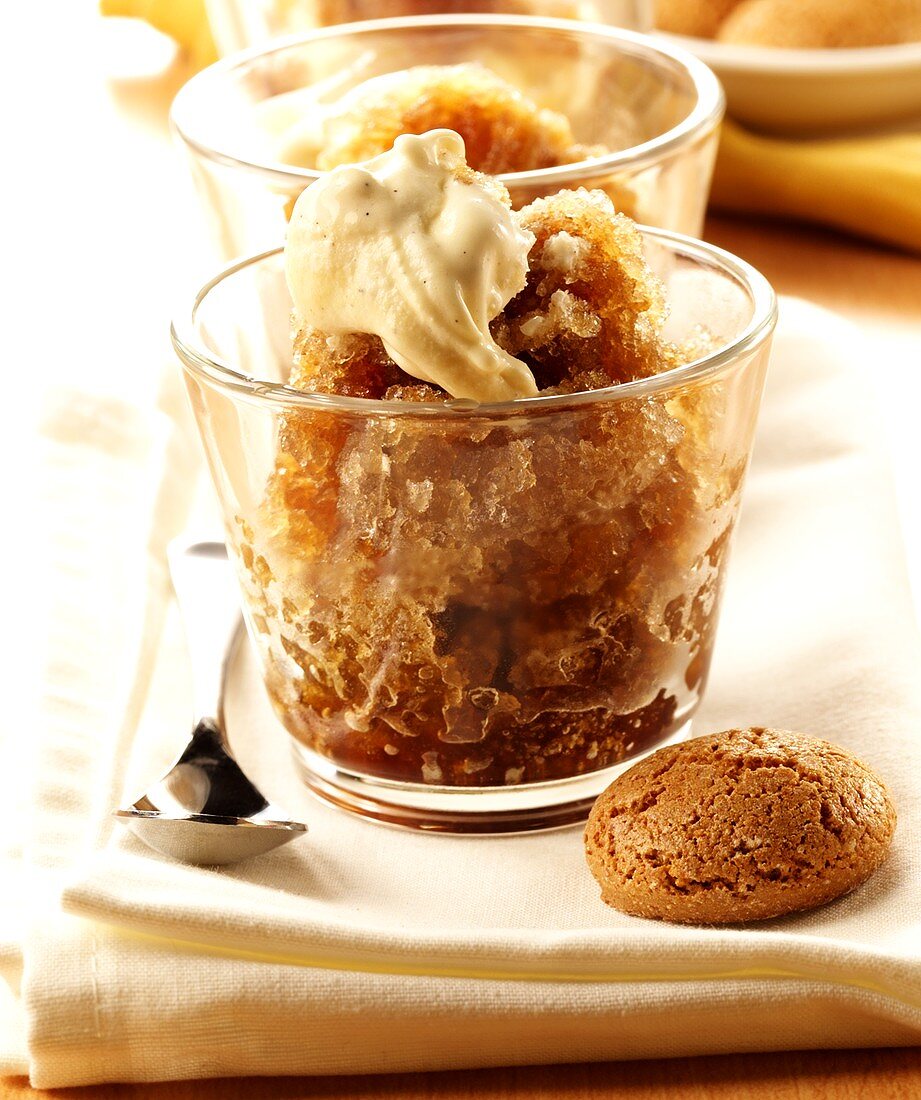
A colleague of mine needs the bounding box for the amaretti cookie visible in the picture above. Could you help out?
[656,0,921,46]
[584,728,896,924]
[655,0,742,39]
[717,0,921,47]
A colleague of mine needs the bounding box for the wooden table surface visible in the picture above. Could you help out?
[1,1045,920,1099]
[5,8,920,1099]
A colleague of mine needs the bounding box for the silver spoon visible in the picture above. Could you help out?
[114,538,307,865]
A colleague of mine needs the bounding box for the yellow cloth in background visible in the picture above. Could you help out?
[712,119,921,254]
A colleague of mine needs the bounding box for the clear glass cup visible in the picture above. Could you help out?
[205,0,653,56]
[171,16,724,258]
[172,227,775,833]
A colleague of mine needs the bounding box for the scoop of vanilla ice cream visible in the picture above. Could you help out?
[284,129,538,403]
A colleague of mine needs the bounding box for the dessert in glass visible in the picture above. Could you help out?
[172,131,775,832]
[171,15,724,258]
[205,0,653,55]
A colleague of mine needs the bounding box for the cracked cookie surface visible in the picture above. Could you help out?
[584,728,896,924]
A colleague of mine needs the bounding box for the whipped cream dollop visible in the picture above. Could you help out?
[284,129,538,403]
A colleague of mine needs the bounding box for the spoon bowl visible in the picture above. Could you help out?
[114,540,307,865]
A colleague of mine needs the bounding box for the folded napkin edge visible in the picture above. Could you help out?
[59,876,921,1019]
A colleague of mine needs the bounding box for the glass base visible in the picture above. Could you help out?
[292,719,693,834]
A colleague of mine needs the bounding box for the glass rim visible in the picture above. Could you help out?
[170,13,726,188]
[171,223,778,419]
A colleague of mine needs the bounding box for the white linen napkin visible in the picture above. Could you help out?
[3,300,921,1088]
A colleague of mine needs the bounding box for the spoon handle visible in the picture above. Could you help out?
[167,538,243,733]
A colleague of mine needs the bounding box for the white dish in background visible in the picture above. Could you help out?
[656,33,921,136]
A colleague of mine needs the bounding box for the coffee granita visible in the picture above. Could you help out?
[235,130,742,788]
[271,62,605,177]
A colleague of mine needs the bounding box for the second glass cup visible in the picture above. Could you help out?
[172,228,775,833]
[172,15,724,258]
